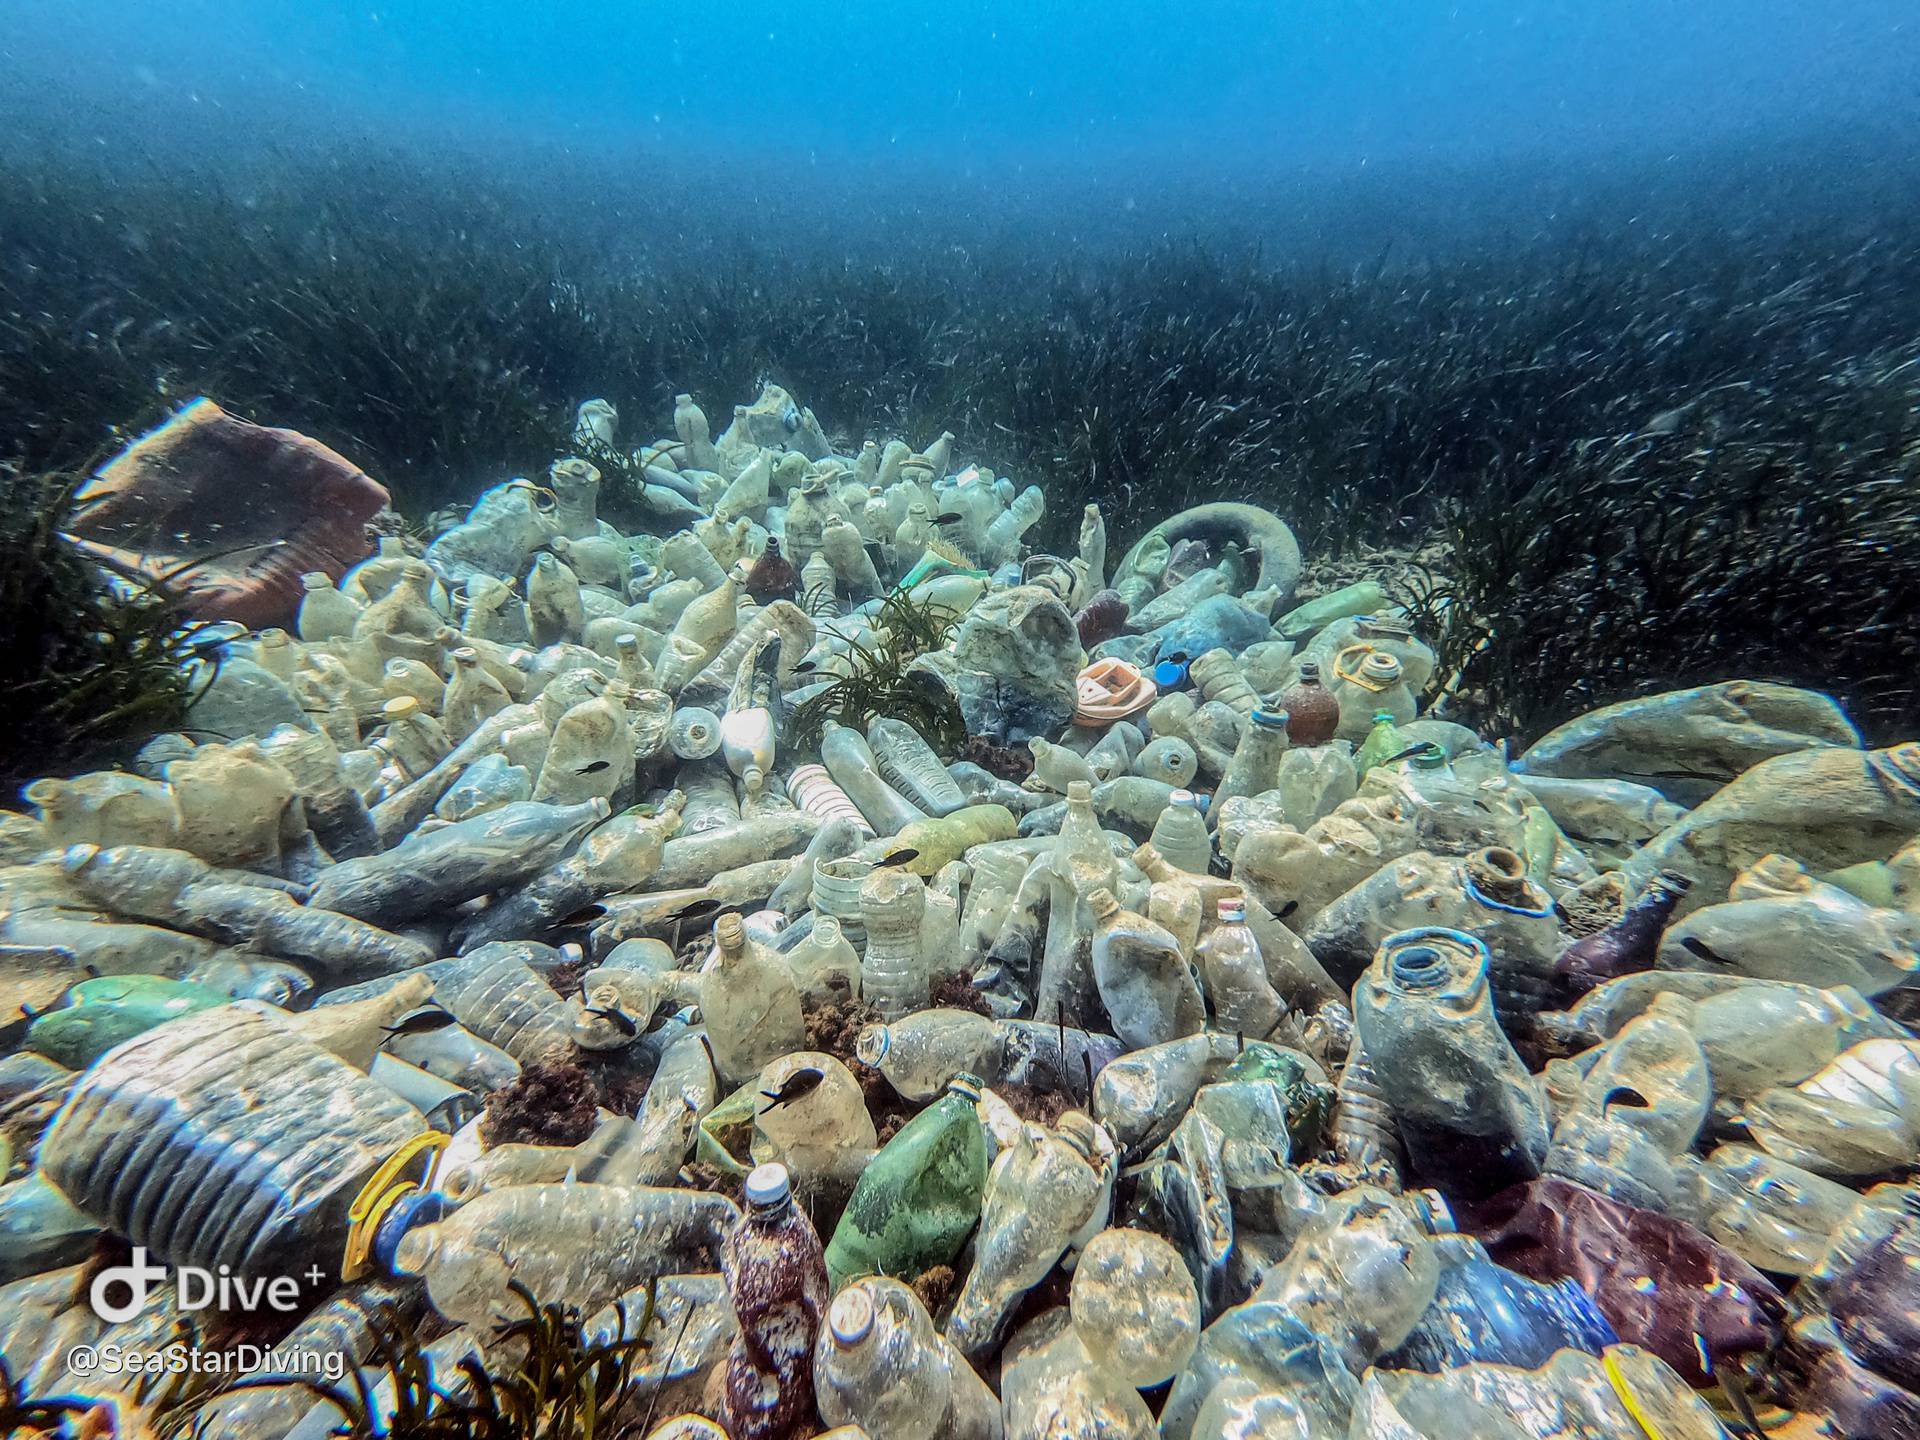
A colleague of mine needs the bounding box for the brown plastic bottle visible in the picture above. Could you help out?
[722,1163,830,1440]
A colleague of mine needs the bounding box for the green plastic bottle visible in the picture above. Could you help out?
[1352,710,1408,780]
[824,1072,988,1292]
[28,975,224,1069]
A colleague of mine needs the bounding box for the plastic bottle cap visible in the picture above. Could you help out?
[1217,898,1246,922]
[1168,788,1195,807]
[828,1288,876,1347]
[948,1071,984,1102]
[854,1025,891,1066]
[744,1163,791,1211]
[1251,708,1289,731]
[1067,780,1093,802]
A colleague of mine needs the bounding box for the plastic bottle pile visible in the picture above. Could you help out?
[2,382,1918,1438]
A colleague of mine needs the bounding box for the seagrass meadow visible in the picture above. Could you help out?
[3,133,1917,768]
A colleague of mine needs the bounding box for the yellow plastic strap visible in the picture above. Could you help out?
[1333,644,1390,692]
[341,1131,449,1282]
[1603,1350,1667,1440]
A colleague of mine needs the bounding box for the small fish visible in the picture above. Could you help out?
[425,1092,482,1133]
[583,1005,638,1038]
[575,759,612,775]
[1382,742,1439,767]
[792,658,819,674]
[380,1008,458,1040]
[1679,936,1729,965]
[557,902,609,928]
[668,897,723,922]
[874,847,919,869]
[759,1066,826,1112]
[934,511,966,527]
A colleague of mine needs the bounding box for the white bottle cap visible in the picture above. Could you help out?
[1169,788,1195,807]
[744,1162,791,1211]
[828,1287,876,1347]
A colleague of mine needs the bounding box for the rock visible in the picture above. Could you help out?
[946,584,1086,743]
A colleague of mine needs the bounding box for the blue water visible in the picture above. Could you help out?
[5,0,1914,186]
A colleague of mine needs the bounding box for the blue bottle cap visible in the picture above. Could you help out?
[1153,656,1190,690]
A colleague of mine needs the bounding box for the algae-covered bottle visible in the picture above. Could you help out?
[1353,710,1408,779]
[722,1163,830,1440]
[825,1072,989,1291]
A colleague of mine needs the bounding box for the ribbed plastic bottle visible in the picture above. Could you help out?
[1148,787,1213,875]
[816,1277,1001,1440]
[1196,896,1286,1040]
[860,866,931,1020]
[1213,707,1291,808]
[700,913,806,1087]
[722,1163,830,1440]
[824,1072,988,1290]
[37,1003,425,1288]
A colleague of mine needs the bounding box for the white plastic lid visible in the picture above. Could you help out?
[828,1287,876,1347]
[744,1162,791,1210]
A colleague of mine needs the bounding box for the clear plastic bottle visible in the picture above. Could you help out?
[722,1163,830,1440]
[945,1113,1110,1359]
[1196,897,1286,1040]
[1569,991,1711,1155]
[790,914,862,1006]
[867,717,968,817]
[394,1181,738,1330]
[823,722,928,835]
[533,693,631,805]
[1001,1310,1154,1440]
[297,570,365,642]
[700,913,806,1087]
[860,867,930,1020]
[815,1277,1001,1440]
[1148,787,1213,875]
[1213,707,1291,807]
[1038,781,1116,1027]
[1088,887,1206,1050]
[1069,1226,1200,1386]
[856,1008,1005,1102]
